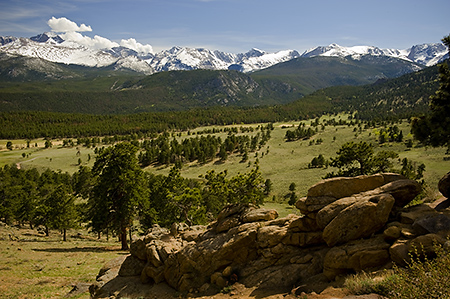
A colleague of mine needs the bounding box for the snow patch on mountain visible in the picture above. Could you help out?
[148,46,233,71]
[407,43,448,66]
[239,49,300,72]
[0,36,117,67]
[113,56,155,75]
[0,32,447,75]
[146,46,299,72]
[302,43,447,67]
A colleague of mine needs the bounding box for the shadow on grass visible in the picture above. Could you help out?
[32,246,128,253]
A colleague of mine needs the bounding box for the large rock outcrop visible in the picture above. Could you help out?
[91,172,450,298]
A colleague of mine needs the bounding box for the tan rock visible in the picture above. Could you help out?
[316,196,360,229]
[389,239,410,266]
[409,233,446,259]
[118,255,146,277]
[215,216,240,233]
[390,234,446,266]
[222,265,233,277]
[289,216,321,232]
[146,244,162,267]
[295,197,308,214]
[242,208,278,223]
[438,171,450,198]
[323,236,390,280]
[399,204,436,224]
[257,225,288,248]
[129,238,147,261]
[307,173,402,199]
[322,194,395,247]
[142,264,165,283]
[283,231,324,247]
[305,196,337,211]
[412,213,450,235]
[211,271,226,288]
[181,225,207,242]
[383,226,401,242]
[375,179,422,207]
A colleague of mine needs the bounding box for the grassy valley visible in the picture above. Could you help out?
[0,42,449,298]
[2,115,448,202]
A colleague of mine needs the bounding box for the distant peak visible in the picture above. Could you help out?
[30,32,64,44]
[245,48,266,57]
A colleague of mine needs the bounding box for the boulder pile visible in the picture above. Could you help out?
[91,172,450,298]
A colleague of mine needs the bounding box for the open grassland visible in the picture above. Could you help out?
[1,115,449,201]
[0,116,449,299]
[0,225,126,299]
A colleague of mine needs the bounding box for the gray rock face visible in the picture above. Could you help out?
[92,172,450,298]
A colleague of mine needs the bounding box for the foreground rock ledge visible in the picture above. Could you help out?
[91,173,450,298]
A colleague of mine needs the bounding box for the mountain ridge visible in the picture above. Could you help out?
[0,32,447,76]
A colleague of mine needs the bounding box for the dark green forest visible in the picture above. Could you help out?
[0,61,440,139]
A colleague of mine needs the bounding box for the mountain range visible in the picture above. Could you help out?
[0,32,448,77]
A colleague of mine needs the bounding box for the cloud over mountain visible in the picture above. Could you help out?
[47,17,92,33]
[120,38,153,55]
[47,17,153,53]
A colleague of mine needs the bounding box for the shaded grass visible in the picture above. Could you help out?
[0,226,126,299]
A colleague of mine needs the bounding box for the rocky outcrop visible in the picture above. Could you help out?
[91,172,450,298]
[439,171,450,198]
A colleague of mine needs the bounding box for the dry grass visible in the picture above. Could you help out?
[344,244,450,298]
[0,224,127,299]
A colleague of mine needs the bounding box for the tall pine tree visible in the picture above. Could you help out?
[90,142,148,250]
[412,34,450,148]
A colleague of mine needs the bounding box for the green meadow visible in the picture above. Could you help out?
[0,115,449,298]
[2,115,448,204]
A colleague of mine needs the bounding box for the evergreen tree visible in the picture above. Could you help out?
[325,141,398,178]
[287,182,297,206]
[412,34,450,148]
[90,142,148,250]
[46,184,78,241]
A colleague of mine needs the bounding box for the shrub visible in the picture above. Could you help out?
[345,243,450,298]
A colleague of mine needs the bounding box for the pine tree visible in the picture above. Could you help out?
[90,142,148,250]
[412,34,450,148]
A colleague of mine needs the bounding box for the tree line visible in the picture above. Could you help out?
[0,142,269,249]
[138,124,272,167]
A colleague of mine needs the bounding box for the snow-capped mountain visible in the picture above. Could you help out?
[301,43,448,67]
[0,33,301,74]
[0,32,447,77]
[407,43,448,66]
[0,35,117,68]
[147,46,300,72]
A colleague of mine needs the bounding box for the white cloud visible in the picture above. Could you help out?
[120,38,153,54]
[47,16,92,33]
[46,17,153,53]
[61,31,119,50]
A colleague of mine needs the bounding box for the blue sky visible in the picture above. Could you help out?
[0,0,449,54]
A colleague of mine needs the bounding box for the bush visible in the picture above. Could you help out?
[345,243,450,298]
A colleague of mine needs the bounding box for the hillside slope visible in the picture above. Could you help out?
[0,55,429,114]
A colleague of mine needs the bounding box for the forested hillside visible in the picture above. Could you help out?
[305,62,440,120]
[0,61,440,139]
[0,54,427,114]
